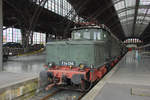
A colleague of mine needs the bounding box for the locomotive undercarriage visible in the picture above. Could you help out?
[39,56,122,91]
[40,70,93,91]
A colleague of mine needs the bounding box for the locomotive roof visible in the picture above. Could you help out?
[72,25,112,34]
[72,25,105,30]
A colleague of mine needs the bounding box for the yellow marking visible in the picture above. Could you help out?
[131,88,150,97]
[17,48,44,57]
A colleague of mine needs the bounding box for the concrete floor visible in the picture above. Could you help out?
[3,53,46,74]
[0,72,37,89]
[95,51,150,100]
[0,53,45,91]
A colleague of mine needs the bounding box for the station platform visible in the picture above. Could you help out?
[3,52,45,73]
[0,53,46,99]
[0,72,37,89]
[0,72,38,100]
[82,51,150,100]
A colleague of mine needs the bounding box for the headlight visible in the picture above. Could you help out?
[79,64,85,69]
[90,64,94,69]
[49,63,52,66]
[48,62,55,67]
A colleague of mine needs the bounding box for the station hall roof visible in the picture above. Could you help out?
[68,0,150,43]
[3,0,150,43]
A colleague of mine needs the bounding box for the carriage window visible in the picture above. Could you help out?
[74,32,81,39]
[83,32,90,39]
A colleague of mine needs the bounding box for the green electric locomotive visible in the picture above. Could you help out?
[40,24,126,91]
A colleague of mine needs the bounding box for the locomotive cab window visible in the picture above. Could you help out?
[93,29,105,40]
[74,32,81,40]
[97,32,101,40]
[94,31,102,40]
[72,28,106,40]
[83,31,91,39]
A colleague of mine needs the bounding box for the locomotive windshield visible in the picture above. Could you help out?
[71,28,107,40]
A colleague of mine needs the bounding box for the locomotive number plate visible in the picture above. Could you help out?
[60,61,75,66]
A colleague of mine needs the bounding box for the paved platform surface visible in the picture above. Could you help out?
[82,51,150,100]
[0,72,37,89]
[3,53,45,74]
[0,53,45,90]
[107,51,150,86]
[94,51,150,100]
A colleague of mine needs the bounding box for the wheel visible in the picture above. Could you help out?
[39,71,49,89]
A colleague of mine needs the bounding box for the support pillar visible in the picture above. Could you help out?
[21,29,29,48]
[46,33,49,43]
[30,31,33,45]
[0,0,3,71]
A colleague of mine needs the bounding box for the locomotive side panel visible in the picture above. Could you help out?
[68,42,95,66]
[108,33,121,57]
[111,39,120,57]
[46,42,69,65]
[94,44,106,67]
[46,41,96,67]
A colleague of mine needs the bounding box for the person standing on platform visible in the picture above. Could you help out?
[135,50,140,61]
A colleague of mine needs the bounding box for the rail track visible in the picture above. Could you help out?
[13,87,87,100]
[36,89,86,100]
[40,89,62,100]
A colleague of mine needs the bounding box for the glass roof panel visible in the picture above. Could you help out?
[147,9,150,14]
[140,0,150,5]
[121,21,133,25]
[113,0,124,4]
[114,1,125,10]
[136,21,149,24]
[125,0,136,8]
[144,16,150,21]
[127,9,135,15]
[113,0,150,36]
[137,16,144,20]
[126,17,134,21]
[118,11,126,17]
[142,22,149,24]
[120,17,134,22]
[138,8,148,14]
[120,19,126,22]
[120,16,134,21]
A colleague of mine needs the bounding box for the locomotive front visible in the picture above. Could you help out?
[40,25,122,91]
